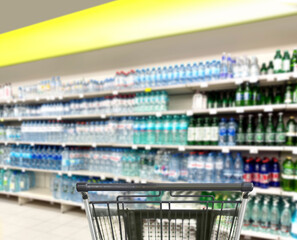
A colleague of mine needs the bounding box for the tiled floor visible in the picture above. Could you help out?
[0,196,91,240]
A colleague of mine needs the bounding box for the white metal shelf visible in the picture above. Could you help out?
[1,73,296,106]
[241,230,279,239]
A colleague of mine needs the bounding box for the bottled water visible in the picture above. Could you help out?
[168,153,180,182]
[198,62,205,81]
[215,153,224,183]
[219,118,227,146]
[223,153,234,183]
[227,118,237,146]
[220,53,228,79]
[233,152,244,183]
[185,63,193,82]
[204,152,215,183]
[1,169,34,193]
[177,115,188,145]
[204,61,211,81]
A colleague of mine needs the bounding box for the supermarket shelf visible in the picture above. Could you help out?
[2,104,297,122]
[241,230,279,240]
[0,141,295,153]
[252,187,297,199]
[1,73,296,106]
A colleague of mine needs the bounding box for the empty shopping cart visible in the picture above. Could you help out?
[76,182,253,240]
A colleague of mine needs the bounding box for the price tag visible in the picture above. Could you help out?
[4,142,7,146]
[178,146,186,151]
[21,168,25,173]
[92,143,96,148]
[250,148,258,154]
[16,142,19,146]
[277,74,289,81]
[57,116,62,121]
[222,148,230,153]
[112,90,118,95]
[266,75,275,82]
[186,110,193,116]
[101,114,106,119]
[145,145,151,150]
[50,96,55,100]
[6,100,11,104]
[46,96,50,101]
[141,180,147,184]
[134,179,140,184]
[145,88,152,93]
[132,145,138,150]
[13,99,17,103]
[58,96,63,100]
[293,72,297,79]
[156,112,162,117]
[58,171,62,176]
[79,94,84,98]
[81,205,85,210]
[249,76,258,83]
[235,78,243,85]
[4,166,7,170]
[67,172,72,177]
[35,97,40,102]
[236,108,244,113]
[201,82,208,88]
[18,117,22,121]
[126,178,132,183]
[209,109,217,115]
[292,148,297,155]
[30,143,35,146]
[62,143,66,147]
[264,106,273,112]
[0,118,4,122]
[101,175,106,180]
[22,98,26,102]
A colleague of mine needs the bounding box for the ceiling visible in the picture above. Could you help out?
[0,0,112,34]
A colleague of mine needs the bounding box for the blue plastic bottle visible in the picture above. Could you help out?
[219,118,227,146]
[243,157,253,183]
[215,153,224,183]
[198,62,205,81]
[227,118,237,146]
[270,157,280,187]
[185,63,193,83]
[205,152,215,183]
[259,157,270,188]
[234,152,244,183]
[223,153,234,183]
[168,153,180,182]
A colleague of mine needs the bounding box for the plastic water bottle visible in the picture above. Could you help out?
[179,64,186,83]
[177,115,188,145]
[198,62,205,81]
[204,152,215,183]
[215,153,224,183]
[196,152,206,183]
[192,63,199,82]
[185,63,193,82]
[224,153,234,183]
[168,153,180,182]
[227,118,237,146]
[233,152,243,183]
[219,118,227,146]
[220,52,228,79]
[163,116,172,145]
[173,65,180,84]
[204,61,211,81]
[146,116,155,144]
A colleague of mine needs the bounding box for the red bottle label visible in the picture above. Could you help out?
[253,173,260,182]
[260,173,269,184]
[243,173,252,182]
[272,172,280,182]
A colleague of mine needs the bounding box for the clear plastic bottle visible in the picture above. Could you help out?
[204,152,215,183]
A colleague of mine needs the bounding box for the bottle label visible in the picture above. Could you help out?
[204,127,211,141]
[205,163,214,170]
[236,93,242,102]
[265,132,275,143]
[283,59,291,72]
[276,133,285,143]
[10,183,15,190]
[271,172,279,182]
[243,173,252,182]
[244,92,250,101]
[255,133,264,143]
[215,161,223,170]
[283,168,294,176]
[246,133,254,143]
[260,173,269,184]
[219,127,227,137]
[228,127,236,136]
[271,223,279,231]
[195,127,204,141]
[281,225,290,233]
[210,126,218,141]
[237,133,245,144]
[187,127,196,141]
[274,59,282,71]
[168,171,178,178]
[285,92,292,103]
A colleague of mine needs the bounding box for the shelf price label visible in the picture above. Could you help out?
[35,97,40,102]
[58,96,63,100]
[156,112,162,117]
[145,145,151,150]
[236,108,244,113]
[62,143,66,147]
[126,178,132,183]
[16,142,19,146]
[264,106,273,112]
[235,78,243,85]
[101,114,106,119]
[67,172,72,177]
[134,179,140,184]
[92,143,96,148]
[21,168,26,173]
[79,94,84,98]
[250,148,258,154]
[18,117,22,121]
[101,175,106,180]
[200,82,208,88]
[222,148,230,153]
[145,88,152,93]
[30,143,35,146]
[132,145,138,150]
[266,75,275,82]
[0,118,4,122]
[292,148,297,155]
[112,90,118,95]
[209,109,217,115]
[277,73,289,81]
[4,142,7,146]
[249,76,258,83]
[58,171,62,176]
[57,116,62,121]
[178,146,186,151]
[186,110,193,116]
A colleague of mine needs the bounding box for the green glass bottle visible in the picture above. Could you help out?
[195,118,204,145]
[210,117,219,145]
[282,157,295,191]
[286,116,296,146]
[282,50,291,73]
[203,117,211,145]
[265,113,275,146]
[265,88,274,105]
[213,93,219,109]
[260,63,267,75]
[246,114,254,145]
[255,113,265,145]
[291,49,297,72]
[267,61,274,75]
[237,115,245,145]
[284,85,293,104]
[221,92,228,108]
[274,50,283,73]
[274,86,283,104]
[207,93,213,109]
[243,82,252,106]
[293,84,297,104]
[235,85,243,107]
[187,117,196,145]
[276,112,286,145]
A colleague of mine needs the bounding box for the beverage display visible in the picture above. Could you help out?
[0,169,35,192]
[282,156,295,191]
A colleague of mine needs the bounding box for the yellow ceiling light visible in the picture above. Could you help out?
[0,0,296,68]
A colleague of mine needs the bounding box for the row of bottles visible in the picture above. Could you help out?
[282,156,297,192]
[0,169,35,192]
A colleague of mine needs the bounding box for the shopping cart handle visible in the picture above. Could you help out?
[76,182,253,193]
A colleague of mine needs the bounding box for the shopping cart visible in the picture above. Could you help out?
[76,182,253,240]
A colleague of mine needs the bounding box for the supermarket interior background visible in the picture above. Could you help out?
[1,0,297,239]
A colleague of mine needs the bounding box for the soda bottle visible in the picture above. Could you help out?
[282,156,295,191]
[243,157,253,183]
[253,157,261,187]
[274,49,283,73]
[246,115,254,145]
[203,117,211,145]
[282,50,291,73]
[255,113,265,145]
[195,118,204,145]
[243,82,252,106]
[260,63,267,75]
[210,117,219,145]
[286,116,296,146]
[237,115,245,145]
[270,157,280,187]
[265,113,275,146]
[260,157,270,188]
[235,84,243,107]
[291,49,297,73]
[276,112,286,145]
[187,117,196,145]
[267,61,274,75]
[218,118,227,146]
[284,85,293,104]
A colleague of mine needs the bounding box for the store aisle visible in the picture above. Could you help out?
[0,197,90,240]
